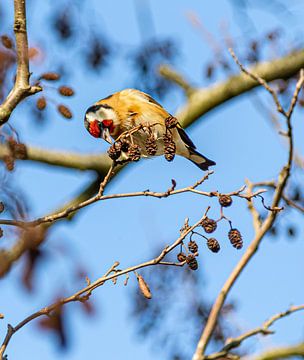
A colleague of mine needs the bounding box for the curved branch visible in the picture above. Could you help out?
[0,143,112,172]
[204,305,304,360]
[176,50,304,128]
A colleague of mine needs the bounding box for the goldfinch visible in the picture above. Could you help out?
[84,89,215,170]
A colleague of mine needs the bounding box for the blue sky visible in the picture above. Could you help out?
[0,1,303,359]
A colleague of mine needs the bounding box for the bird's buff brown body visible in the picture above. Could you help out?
[84,89,216,170]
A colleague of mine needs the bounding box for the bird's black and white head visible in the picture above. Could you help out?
[84,103,118,144]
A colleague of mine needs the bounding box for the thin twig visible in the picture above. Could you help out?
[192,53,302,360]
[0,171,266,228]
[0,213,204,358]
[229,48,286,116]
[204,305,304,360]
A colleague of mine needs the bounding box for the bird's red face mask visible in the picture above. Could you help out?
[85,119,114,144]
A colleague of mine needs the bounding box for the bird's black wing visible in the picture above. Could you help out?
[176,123,196,150]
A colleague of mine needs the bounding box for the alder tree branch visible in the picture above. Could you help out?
[0,143,113,172]
[175,49,304,128]
[1,49,304,171]
[0,167,272,278]
[252,343,304,360]
[0,0,42,124]
[0,170,269,228]
[159,64,195,96]
[192,51,304,360]
[0,175,103,277]
[204,304,304,360]
[0,213,205,358]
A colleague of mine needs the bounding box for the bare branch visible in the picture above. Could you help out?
[204,305,304,360]
[0,143,113,172]
[192,53,302,360]
[0,171,268,229]
[0,213,205,358]
[0,0,42,124]
[176,50,304,128]
[229,48,286,116]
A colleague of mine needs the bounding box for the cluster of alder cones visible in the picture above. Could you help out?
[35,72,74,119]
[107,116,178,163]
[177,195,243,271]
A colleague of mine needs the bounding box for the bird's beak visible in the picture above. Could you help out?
[101,127,113,144]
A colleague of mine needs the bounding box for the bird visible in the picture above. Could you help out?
[84,89,215,170]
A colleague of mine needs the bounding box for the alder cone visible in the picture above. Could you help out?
[207,238,220,253]
[107,142,121,160]
[36,97,47,111]
[188,240,198,253]
[127,144,141,161]
[228,228,243,249]
[1,35,14,49]
[186,254,198,270]
[163,133,176,161]
[57,104,72,119]
[177,252,187,262]
[40,72,60,81]
[218,194,232,207]
[201,217,217,233]
[145,135,157,156]
[58,86,74,96]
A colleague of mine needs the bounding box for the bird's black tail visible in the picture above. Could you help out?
[188,148,216,171]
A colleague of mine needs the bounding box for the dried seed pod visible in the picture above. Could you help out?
[107,142,121,161]
[1,35,14,49]
[207,238,220,253]
[57,104,72,119]
[228,228,243,249]
[136,274,152,299]
[165,115,178,128]
[0,227,3,238]
[3,155,14,171]
[40,72,60,81]
[36,97,47,111]
[186,254,198,271]
[201,217,217,233]
[58,86,74,96]
[188,240,198,253]
[163,133,176,162]
[0,202,4,213]
[145,135,157,156]
[219,194,233,207]
[177,252,187,262]
[127,144,141,161]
